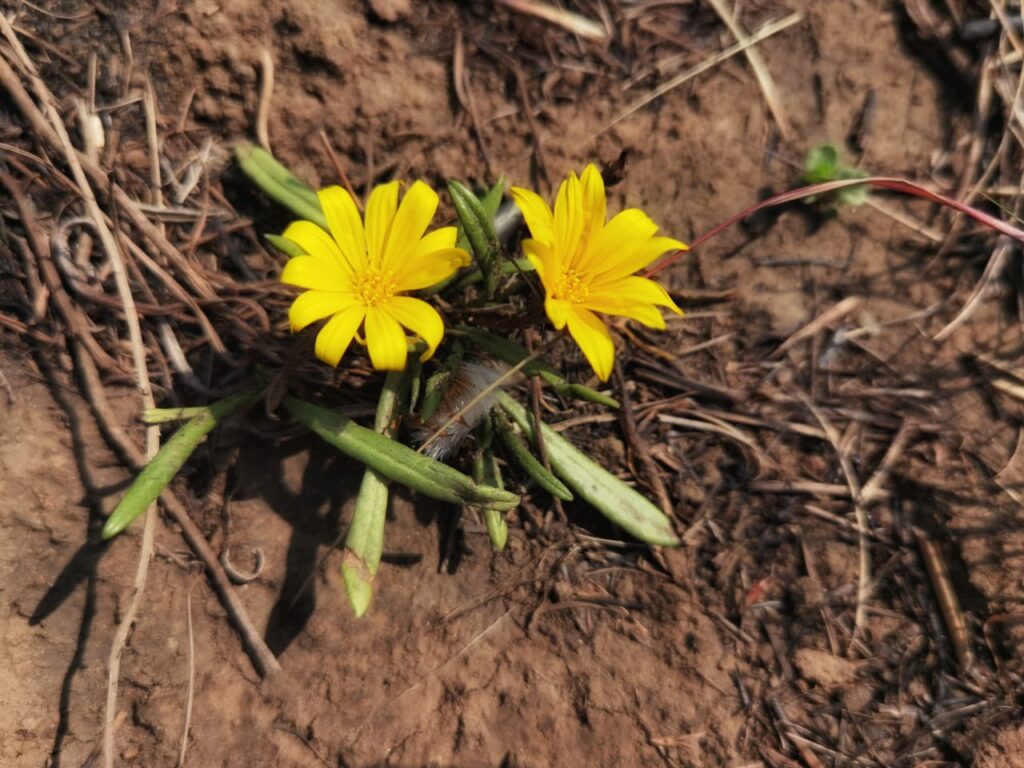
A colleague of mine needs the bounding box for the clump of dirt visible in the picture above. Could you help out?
[3,0,1024,766]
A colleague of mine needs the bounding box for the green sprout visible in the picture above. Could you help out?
[803,144,869,207]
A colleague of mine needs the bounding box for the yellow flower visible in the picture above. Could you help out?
[510,164,688,381]
[280,182,470,370]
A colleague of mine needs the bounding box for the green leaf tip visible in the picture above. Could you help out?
[102,391,259,540]
[234,143,327,228]
[497,392,679,547]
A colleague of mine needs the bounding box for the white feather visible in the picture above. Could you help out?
[415,361,512,460]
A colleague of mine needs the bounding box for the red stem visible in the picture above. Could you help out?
[646,176,1024,277]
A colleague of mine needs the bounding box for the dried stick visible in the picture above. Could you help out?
[933,236,1014,341]
[511,64,551,187]
[495,0,607,40]
[748,479,879,498]
[859,421,916,505]
[914,527,975,673]
[0,360,13,403]
[256,48,274,153]
[599,11,802,137]
[774,296,863,358]
[318,129,363,209]
[798,392,872,642]
[143,78,163,233]
[704,0,792,138]
[452,31,494,177]
[0,41,218,303]
[177,584,197,768]
[615,365,674,516]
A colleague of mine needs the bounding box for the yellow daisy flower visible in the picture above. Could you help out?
[280,182,470,370]
[509,164,688,381]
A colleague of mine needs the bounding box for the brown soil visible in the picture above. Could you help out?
[3,1,1024,767]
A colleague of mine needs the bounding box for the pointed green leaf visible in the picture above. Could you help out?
[285,397,518,511]
[497,392,679,546]
[102,391,259,539]
[234,143,327,229]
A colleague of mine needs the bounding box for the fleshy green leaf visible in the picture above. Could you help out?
[473,417,508,552]
[497,392,679,547]
[235,143,327,228]
[265,233,306,258]
[449,180,502,298]
[102,391,259,539]
[493,409,573,501]
[341,370,404,617]
[285,397,518,511]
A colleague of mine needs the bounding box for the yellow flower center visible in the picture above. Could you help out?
[554,268,589,304]
[355,269,396,306]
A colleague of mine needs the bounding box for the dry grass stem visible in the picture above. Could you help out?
[798,392,872,642]
[774,296,863,357]
[599,11,803,138]
[615,366,673,516]
[933,236,1014,341]
[257,48,274,152]
[704,0,793,138]
[176,585,197,768]
[914,527,975,672]
[496,0,607,41]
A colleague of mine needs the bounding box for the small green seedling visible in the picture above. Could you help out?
[803,144,868,207]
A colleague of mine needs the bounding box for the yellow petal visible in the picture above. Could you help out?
[554,171,585,269]
[288,290,359,332]
[407,226,459,262]
[364,304,408,370]
[545,297,572,330]
[383,296,444,361]
[579,164,606,245]
[280,254,352,291]
[364,181,399,268]
[318,186,367,272]
[588,300,666,329]
[576,208,658,274]
[392,247,470,291]
[314,304,365,366]
[509,186,555,245]
[590,236,688,285]
[282,220,354,276]
[383,180,439,273]
[565,307,616,382]
[522,238,557,292]
[588,276,682,314]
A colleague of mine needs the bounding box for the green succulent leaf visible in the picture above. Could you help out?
[235,143,327,228]
[493,409,573,502]
[497,392,679,547]
[102,391,259,540]
[285,397,518,512]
